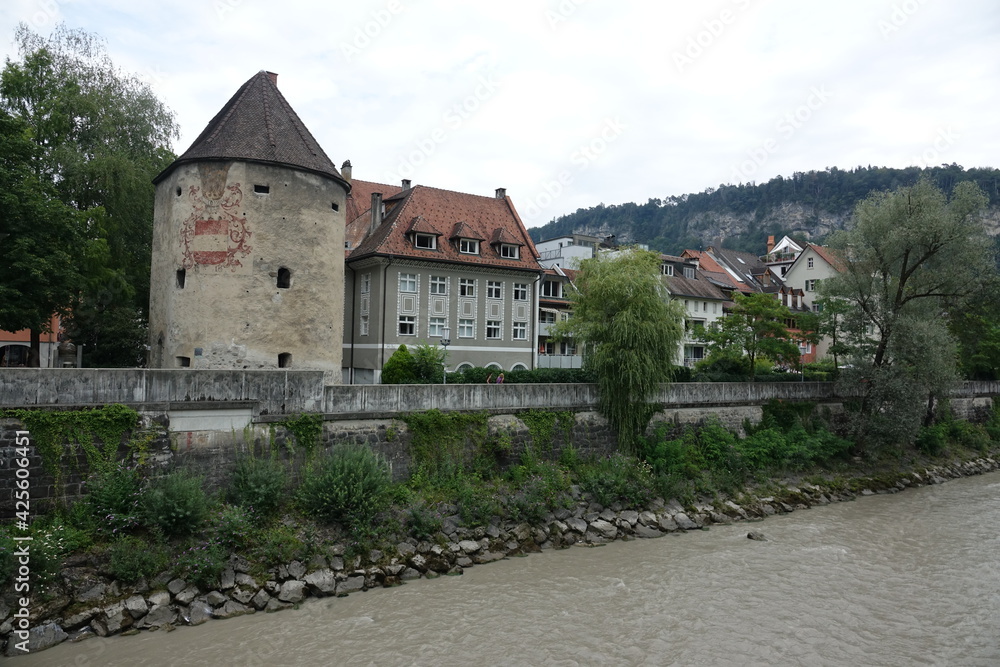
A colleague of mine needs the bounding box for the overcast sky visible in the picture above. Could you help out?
[2,0,997,228]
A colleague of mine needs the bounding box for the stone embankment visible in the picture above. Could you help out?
[4,456,998,656]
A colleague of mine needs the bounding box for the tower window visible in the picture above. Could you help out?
[277,267,291,289]
[254,184,270,194]
[278,352,292,368]
[176,269,186,288]
[331,202,339,211]
[175,186,182,197]
[176,356,191,368]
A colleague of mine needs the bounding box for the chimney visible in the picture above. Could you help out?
[495,187,506,200]
[265,71,278,86]
[766,235,775,254]
[341,159,352,183]
[402,179,411,191]
[369,192,383,236]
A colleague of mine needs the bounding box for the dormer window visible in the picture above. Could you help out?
[414,233,436,250]
[499,244,519,259]
[662,264,674,277]
[683,266,695,279]
[460,238,480,254]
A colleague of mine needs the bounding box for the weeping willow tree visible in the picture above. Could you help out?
[555,248,684,453]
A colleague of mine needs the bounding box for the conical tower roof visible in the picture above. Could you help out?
[154,71,346,187]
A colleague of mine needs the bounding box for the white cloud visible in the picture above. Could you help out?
[1,0,997,228]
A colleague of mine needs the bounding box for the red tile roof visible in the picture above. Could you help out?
[347,183,541,272]
[807,244,847,272]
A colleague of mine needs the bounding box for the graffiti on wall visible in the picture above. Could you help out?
[179,183,252,269]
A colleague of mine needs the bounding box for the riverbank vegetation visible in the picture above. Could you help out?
[4,400,999,599]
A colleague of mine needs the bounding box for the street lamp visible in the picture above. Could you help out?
[440,326,451,384]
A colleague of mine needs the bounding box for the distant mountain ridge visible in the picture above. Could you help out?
[528,165,1000,256]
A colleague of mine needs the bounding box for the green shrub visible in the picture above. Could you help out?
[986,402,1000,441]
[916,423,948,455]
[577,453,653,507]
[948,420,990,452]
[0,528,16,587]
[453,476,500,527]
[250,523,306,570]
[86,463,144,535]
[211,504,258,551]
[175,537,228,589]
[382,345,417,384]
[228,457,287,516]
[406,502,443,539]
[142,469,210,537]
[107,535,169,583]
[296,446,392,528]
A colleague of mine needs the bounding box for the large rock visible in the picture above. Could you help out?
[635,524,664,539]
[458,540,481,554]
[287,561,307,580]
[205,590,228,607]
[277,580,306,603]
[303,569,338,595]
[61,606,101,630]
[147,591,171,607]
[673,512,699,530]
[565,517,589,534]
[185,601,213,626]
[139,604,177,629]
[337,576,365,595]
[100,602,133,634]
[124,595,149,619]
[213,600,252,619]
[167,578,187,595]
[589,519,618,539]
[250,589,272,611]
[175,585,200,606]
[4,622,68,657]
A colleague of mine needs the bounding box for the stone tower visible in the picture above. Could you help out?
[149,71,348,375]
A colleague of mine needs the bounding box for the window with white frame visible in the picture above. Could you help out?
[459,239,480,254]
[540,311,556,324]
[430,276,448,295]
[361,273,371,294]
[459,278,475,297]
[513,283,528,300]
[499,243,519,259]
[398,315,415,335]
[487,281,503,299]
[807,257,815,269]
[541,280,562,298]
[805,279,819,291]
[399,273,417,293]
[486,320,502,339]
[512,321,527,340]
[458,318,474,338]
[414,233,436,250]
[429,317,445,337]
[662,264,674,276]
[683,266,695,279]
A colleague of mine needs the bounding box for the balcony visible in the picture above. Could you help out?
[537,354,583,369]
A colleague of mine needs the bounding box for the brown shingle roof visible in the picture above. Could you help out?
[155,71,345,185]
[664,271,727,301]
[808,244,847,272]
[347,184,541,272]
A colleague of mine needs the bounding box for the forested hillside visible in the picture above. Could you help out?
[529,165,1000,255]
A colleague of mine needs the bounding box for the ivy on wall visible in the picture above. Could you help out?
[1,404,143,494]
[278,413,324,458]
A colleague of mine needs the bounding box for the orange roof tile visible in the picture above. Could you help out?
[808,244,847,272]
[347,184,541,272]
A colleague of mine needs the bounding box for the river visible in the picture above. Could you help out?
[19,471,1000,666]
